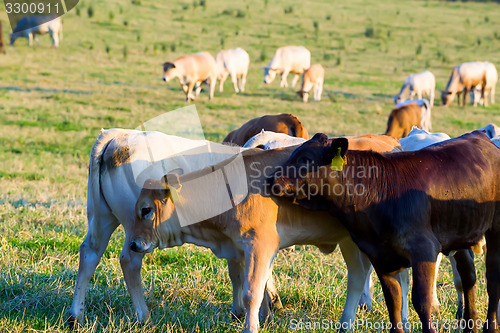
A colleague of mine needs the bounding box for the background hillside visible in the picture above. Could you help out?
[0,0,499,331]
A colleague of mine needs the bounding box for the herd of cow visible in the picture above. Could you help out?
[65,110,500,333]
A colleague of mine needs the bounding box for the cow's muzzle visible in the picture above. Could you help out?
[162,76,167,82]
[130,239,153,253]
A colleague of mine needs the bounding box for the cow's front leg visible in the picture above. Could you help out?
[290,74,300,88]
[453,249,479,333]
[463,88,469,106]
[338,238,373,330]
[68,216,119,326]
[208,75,216,100]
[242,238,278,333]
[376,270,405,333]
[412,259,439,333]
[280,70,289,88]
[120,235,149,322]
[185,81,196,101]
[28,33,33,47]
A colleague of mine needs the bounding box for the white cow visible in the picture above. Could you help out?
[470,62,498,106]
[263,46,311,88]
[215,48,250,93]
[394,71,435,107]
[243,130,306,150]
[398,127,450,152]
[9,15,63,48]
[477,123,500,139]
[492,135,500,148]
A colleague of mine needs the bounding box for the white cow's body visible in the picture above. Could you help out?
[243,130,306,149]
[394,71,435,107]
[263,46,311,88]
[492,135,500,148]
[398,127,451,152]
[477,123,500,139]
[9,15,62,48]
[442,61,489,107]
[215,48,250,93]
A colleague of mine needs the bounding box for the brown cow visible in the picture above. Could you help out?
[385,102,425,139]
[223,113,309,146]
[0,21,5,54]
[297,64,324,102]
[272,132,500,333]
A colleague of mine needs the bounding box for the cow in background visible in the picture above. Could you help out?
[223,113,309,146]
[9,15,62,48]
[297,64,324,102]
[470,62,498,106]
[162,52,216,102]
[385,100,431,139]
[262,46,310,88]
[215,48,249,93]
[441,61,488,106]
[0,21,5,54]
[394,71,435,107]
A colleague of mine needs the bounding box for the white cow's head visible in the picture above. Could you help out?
[262,67,278,84]
[130,175,183,253]
[162,62,178,82]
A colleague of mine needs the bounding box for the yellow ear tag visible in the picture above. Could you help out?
[331,147,347,171]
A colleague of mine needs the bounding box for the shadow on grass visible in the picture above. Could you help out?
[0,86,92,95]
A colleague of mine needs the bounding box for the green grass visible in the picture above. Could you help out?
[0,0,499,331]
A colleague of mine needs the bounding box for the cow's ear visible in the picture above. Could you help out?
[311,133,329,145]
[328,138,348,171]
[161,173,182,199]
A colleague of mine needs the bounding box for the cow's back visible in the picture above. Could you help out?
[457,62,487,86]
[347,134,401,152]
[269,46,310,73]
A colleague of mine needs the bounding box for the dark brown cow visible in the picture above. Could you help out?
[272,132,500,333]
[223,113,309,146]
[0,21,5,54]
[385,102,423,139]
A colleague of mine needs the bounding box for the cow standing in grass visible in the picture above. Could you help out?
[385,100,431,139]
[215,48,250,93]
[297,64,324,102]
[394,71,435,107]
[9,15,62,48]
[262,46,311,88]
[470,62,498,106]
[441,61,488,107]
[162,52,217,102]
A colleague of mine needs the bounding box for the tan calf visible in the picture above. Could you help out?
[385,102,423,139]
[162,52,216,102]
[297,64,324,102]
[223,113,309,146]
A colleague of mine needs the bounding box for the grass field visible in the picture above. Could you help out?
[0,0,499,331]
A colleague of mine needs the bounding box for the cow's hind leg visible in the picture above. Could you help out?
[338,238,373,330]
[376,270,405,333]
[290,74,300,88]
[120,234,149,322]
[449,254,465,319]
[453,249,479,333]
[484,230,500,333]
[68,215,119,326]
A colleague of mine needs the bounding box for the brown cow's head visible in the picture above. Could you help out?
[162,62,177,82]
[297,90,309,102]
[441,90,454,106]
[130,176,183,253]
[271,133,348,200]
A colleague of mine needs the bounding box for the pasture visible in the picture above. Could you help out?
[0,0,499,331]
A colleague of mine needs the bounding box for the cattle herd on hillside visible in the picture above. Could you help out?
[4,14,500,333]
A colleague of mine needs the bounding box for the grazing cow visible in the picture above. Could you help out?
[477,123,500,139]
[223,114,309,146]
[162,52,216,102]
[385,100,431,139]
[262,46,311,88]
[0,21,5,54]
[272,131,500,333]
[68,129,287,328]
[441,61,488,107]
[394,71,436,107]
[470,62,498,106]
[215,48,249,93]
[398,127,450,152]
[9,15,62,48]
[297,64,324,102]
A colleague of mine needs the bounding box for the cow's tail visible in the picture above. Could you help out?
[88,129,119,227]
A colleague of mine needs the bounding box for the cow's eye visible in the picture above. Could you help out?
[141,207,153,218]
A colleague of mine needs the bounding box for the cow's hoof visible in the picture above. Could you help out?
[66,315,79,330]
[230,311,245,322]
